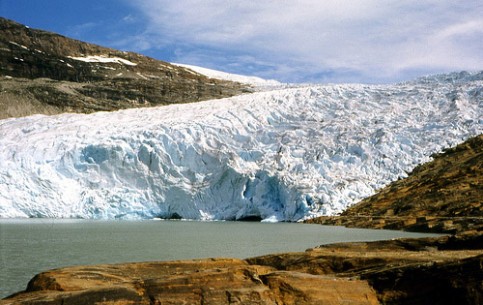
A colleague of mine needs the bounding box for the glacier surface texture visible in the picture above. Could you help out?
[0,72,482,220]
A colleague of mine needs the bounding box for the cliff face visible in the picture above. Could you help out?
[306,135,483,234]
[0,18,250,119]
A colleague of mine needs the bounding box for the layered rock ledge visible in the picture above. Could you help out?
[2,234,481,305]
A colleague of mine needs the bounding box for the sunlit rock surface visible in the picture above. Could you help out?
[2,235,481,305]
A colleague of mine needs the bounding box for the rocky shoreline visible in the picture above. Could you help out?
[1,233,481,305]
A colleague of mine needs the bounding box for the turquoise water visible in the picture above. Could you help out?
[0,219,440,298]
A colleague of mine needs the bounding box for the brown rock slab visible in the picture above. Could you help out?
[2,235,482,305]
[0,234,483,305]
[248,235,483,305]
[2,258,379,305]
[262,271,379,305]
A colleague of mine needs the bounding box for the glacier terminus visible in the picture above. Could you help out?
[0,71,482,221]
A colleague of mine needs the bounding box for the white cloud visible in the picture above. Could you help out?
[124,0,483,83]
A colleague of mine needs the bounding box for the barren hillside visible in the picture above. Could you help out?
[0,18,250,119]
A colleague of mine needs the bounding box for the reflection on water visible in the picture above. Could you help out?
[0,219,440,298]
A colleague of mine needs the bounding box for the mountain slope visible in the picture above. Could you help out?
[0,17,250,119]
[306,135,482,233]
[0,72,481,220]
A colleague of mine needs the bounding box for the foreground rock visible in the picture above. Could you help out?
[2,258,379,305]
[0,18,250,119]
[249,234,483,305]
[2,234,481,305]
[306,135,483,234]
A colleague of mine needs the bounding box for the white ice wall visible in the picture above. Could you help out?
[0,72,481,220]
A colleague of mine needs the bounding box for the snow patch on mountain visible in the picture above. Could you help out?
[67,55,137,66]
[172,63,281,87]
[0,72,481,220]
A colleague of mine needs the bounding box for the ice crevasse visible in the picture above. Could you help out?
[0,72,482,220]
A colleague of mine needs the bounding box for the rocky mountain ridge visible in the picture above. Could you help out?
[0,17,250,119]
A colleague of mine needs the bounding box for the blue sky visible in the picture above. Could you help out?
[1,0,482,83]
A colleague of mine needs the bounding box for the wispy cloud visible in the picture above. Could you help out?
[122,0,483,83]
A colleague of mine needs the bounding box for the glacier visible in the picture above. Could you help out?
[171,63,282,88]
[0,71,481,221]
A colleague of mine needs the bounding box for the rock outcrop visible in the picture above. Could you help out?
[306,134,483,234]
[2,234,481,305]
[0,17,250,119]
[249,234,483,305]
[2,258,380,305]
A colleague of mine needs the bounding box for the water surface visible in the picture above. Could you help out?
[0,219,440,298]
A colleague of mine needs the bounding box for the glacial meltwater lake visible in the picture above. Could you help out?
[0,219,441,298]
